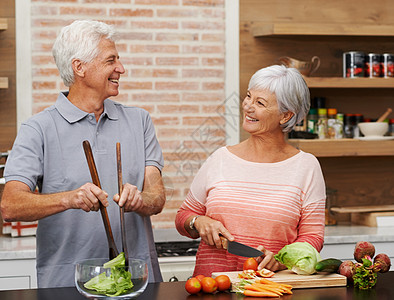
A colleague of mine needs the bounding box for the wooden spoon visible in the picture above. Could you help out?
[376,108,392,122]
[116,142,129,266]
[83,140,119,260]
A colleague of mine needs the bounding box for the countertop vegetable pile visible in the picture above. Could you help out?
[84,252,134,296]
[337,241,391,289]
[274,240,391,290]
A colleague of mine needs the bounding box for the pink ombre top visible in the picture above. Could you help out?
[175,147,326,277]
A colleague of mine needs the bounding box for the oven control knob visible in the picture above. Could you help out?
[169,276,179,282]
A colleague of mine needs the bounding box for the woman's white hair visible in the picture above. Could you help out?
[248,65,310,133]
[52,20,117,87]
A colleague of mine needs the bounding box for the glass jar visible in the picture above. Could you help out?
[327,108,337,139]
[335,113,344,139]
[317,108,328,139]
[353,114,364,138]
[344,114,355,138]
[389,119,394,136]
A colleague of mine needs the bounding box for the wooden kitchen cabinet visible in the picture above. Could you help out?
[0,2,17,152]
[0,19,9,89]
[251,22,394,37]
[0,18,7,30]
[240,0,394,211]
[287,139,394,157]
[0,77,8,89]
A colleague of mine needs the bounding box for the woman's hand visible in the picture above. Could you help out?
[255,245,287,272]
[193,216,234,249]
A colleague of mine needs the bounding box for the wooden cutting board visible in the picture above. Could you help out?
[212,270,347,289]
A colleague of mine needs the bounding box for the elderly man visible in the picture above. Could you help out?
[1,20,165,287]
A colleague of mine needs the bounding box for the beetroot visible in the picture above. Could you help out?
[373,253,391,273]
[339,260,356,282]
[354,241,375,263]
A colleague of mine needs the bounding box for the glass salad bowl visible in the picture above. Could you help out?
[75,258,148,299]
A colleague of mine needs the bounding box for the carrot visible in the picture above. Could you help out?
[244,289,280,298]
[254,279,293,295]
[258,278,293,289]
[245,283,283,296]
[245,283,283,295]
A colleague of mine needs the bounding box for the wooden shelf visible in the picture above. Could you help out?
[287,138,394,157]
[303,77,394,88]
[252,22,394,37]
[331,205,394,214]
[0,77,8,89]
[0,18,7,30]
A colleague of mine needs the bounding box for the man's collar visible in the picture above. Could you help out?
[55,92,119,123]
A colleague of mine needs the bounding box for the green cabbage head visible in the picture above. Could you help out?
[274,242,321,275]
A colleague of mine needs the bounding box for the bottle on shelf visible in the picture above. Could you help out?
[344,114,355,138]
[312,96,326,109]
[307,108,318,134]
[327,108,337,139]
[335,113,344,139]
[317,108,328,139]
[353,114,364,138]
[327,108,344,139]
[294,117,307,132]
[389,119,394,136]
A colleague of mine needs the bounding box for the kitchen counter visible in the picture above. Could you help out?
[2,225,394,259]
[0,272,393,300]
[0,235,36,259]
[324,225,394,244]
[0,225,393,289]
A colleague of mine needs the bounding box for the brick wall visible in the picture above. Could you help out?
[30,0,227,229]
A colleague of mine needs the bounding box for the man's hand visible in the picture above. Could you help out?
[113,183,143,212]
[1,180,109,222]
[68,183,109,212]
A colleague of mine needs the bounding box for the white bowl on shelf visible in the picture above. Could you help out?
[358,122,388,138]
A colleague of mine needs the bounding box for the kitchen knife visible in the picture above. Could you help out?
[221,237,264,258]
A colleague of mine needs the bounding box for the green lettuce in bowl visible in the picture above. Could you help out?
[275,242,321,275]
[75,253,148,299]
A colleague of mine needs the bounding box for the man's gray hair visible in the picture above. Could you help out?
[248,65,310,133]
[52,20,117,87]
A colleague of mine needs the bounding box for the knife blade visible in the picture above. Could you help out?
[221,237,264,258]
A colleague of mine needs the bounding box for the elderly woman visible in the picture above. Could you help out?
[175,65,326,277]
[1,20,165,287]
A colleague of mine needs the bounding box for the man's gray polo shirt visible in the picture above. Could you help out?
[4,92,164,287]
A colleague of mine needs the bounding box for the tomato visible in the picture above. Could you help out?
[201,276,218,293]
[185,277,201,294]
[214,274,231,291]
[243,257,258,271]
[195,274,205,283]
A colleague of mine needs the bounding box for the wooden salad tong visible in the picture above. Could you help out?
[82,140,119,260]
[116,142,129,266]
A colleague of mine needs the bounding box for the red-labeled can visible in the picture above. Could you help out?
[381,53,394,77]
[343,51,365,78]
[365,53,381,77]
